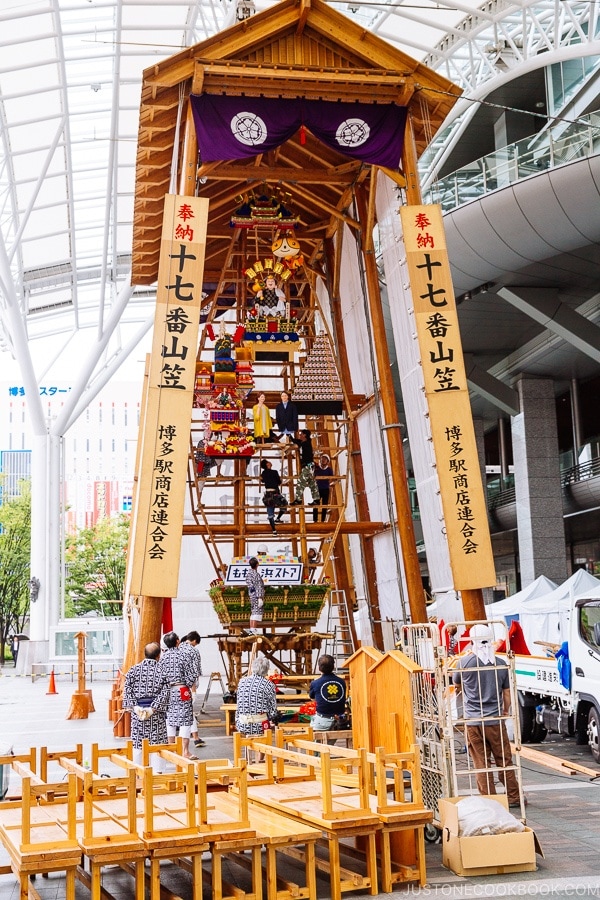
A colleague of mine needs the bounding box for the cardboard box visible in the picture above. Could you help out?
[440,796,543,877]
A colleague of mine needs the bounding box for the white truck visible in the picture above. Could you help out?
[513,595,600,761]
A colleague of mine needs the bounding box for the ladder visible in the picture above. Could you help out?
[198,671,228,714]
[323,588,355,668]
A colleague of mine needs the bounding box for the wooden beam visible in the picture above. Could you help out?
[297,0,311,36]
[197,165,360,184]
[291,181,359,231]
[183,521,385,536]
[194,61,417,104]
[377,166,406,189]
[516,744,599,778]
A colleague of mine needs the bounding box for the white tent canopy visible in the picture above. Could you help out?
[424,590,463,625]
[486,574,559,617]
[519,569,600,650]
[571,584,600,602]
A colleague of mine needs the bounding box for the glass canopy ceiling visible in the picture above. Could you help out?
[0,0,554,379]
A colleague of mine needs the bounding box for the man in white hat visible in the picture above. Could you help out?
[452,623,521,808]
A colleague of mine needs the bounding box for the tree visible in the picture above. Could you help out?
[0,481,31,663]
[64,514,129,617]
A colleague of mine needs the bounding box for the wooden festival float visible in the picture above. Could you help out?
[121,0,467,684]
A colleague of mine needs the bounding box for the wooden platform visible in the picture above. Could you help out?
[233,733,431,900]
[0,765,80,900]
[0,735,430,900]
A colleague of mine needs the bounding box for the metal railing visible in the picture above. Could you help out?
[425,113,600,213]
[29,662,121,683]
[488,455,600,511]
[562,456,600,486]
[488,486,516,510]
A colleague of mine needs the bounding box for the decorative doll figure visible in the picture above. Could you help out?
[272,233,301,259]
[272,233,304,273]
[252,392,275,443]
[256,274,286,317]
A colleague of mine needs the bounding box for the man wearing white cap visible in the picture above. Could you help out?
[452,623,521,808]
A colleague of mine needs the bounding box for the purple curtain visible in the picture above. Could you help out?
[191,94,406,169]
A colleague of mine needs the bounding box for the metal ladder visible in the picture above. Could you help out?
[197,671,229,714]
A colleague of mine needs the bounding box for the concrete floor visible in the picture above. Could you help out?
[1,667,600,898]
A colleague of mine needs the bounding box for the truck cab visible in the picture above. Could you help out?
[515,597,600,762]
[570,598,600,760]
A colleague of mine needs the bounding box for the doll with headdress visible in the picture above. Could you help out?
[256,274,286,317]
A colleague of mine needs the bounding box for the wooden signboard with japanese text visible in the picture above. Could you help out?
[128,195,209,597]
[400,204,495,590]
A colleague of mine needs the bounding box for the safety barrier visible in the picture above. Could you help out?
[28,663,121,683]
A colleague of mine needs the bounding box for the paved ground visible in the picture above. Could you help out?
[1,667,600,898]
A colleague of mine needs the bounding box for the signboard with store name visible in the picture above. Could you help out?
[400,204,495,590]
[226,563,303,585]
[128,195,209,597]
[226,553,303,585]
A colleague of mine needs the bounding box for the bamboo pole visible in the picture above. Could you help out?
[179,104,198,196]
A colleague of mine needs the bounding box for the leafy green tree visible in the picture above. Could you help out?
[64,514,129,617]
[0,481,31,663]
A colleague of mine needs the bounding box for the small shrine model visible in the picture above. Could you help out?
[230,192,300,230]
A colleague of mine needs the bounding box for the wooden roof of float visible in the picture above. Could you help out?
[132,0,462,286]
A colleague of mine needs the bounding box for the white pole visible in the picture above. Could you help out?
[29,433,49,642]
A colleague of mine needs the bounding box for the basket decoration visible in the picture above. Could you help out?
[208,583,331,626]
[205,433,255,457]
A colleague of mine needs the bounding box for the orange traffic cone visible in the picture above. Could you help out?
[46,669,58,695]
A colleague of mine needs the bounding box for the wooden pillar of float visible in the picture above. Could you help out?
[323,234,384,649]
[354,180,427,625]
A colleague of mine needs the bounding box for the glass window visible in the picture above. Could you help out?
[55,632,77,656]
[579,601,600,650]
[54,628,114,656]
[86,631,113,655]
